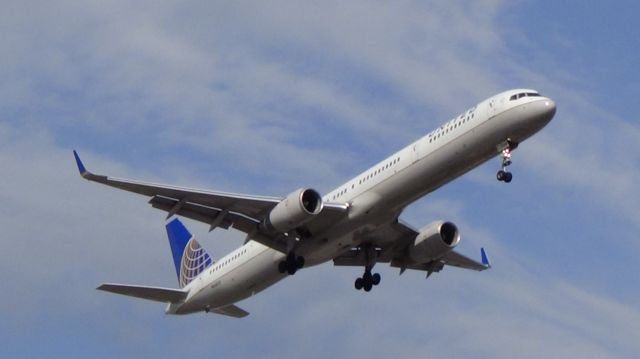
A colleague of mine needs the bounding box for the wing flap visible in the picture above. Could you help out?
[97,283,187,303]
[149,195,262,233]
[333,247,389,267]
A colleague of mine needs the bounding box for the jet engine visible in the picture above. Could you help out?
[408,221,460,263]
[261,188,323,233]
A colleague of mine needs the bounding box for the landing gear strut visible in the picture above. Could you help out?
[278,233,305,275]
[497,139,518,183]
[354,244,381,292]
[278,252,305,275]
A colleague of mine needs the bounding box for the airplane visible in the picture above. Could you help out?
[74,88,556,317]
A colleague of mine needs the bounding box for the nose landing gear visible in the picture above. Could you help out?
[497,139,518,183]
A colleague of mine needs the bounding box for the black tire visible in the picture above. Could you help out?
[372,273,381,286]
[504,172,513,183]
[363,271,372,284]
[355,277,363,290]
[363,281,373,292]
[278,261,286,273]
[497,170,505,181]
[296,256,305,269]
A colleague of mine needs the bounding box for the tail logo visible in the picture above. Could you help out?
[179,238,212,287]
[166,218,213,288]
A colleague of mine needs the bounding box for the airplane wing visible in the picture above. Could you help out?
[333,219,490,276]
[73,151,347,250]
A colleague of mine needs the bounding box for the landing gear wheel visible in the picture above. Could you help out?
[286,253,296,275]
[280,252,305,275]
[372,273,381,286]
[355,271,380,292]
[497,170,513,183]
[363,271,372,283]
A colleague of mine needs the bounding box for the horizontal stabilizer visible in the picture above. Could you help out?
[97,283,187,303]
[210,304,250,318]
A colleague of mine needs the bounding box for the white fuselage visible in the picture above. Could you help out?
[169,89,556,315]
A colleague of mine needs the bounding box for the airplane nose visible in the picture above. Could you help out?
[544,99,557,118]
[530,98,556,126]
[515,98,556,134]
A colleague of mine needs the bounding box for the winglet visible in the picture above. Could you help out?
[73,150,88,175]
[481,248,491,268]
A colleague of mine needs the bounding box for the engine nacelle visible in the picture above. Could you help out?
[261,188,323,233]
[408,221,460,263]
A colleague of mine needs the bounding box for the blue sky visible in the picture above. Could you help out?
[1,1,639,358]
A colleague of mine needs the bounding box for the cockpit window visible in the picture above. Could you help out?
[509,92,541,101]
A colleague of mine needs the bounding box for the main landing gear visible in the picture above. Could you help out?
[278,233,305,275]
[354,244,381,292]
[278,252,305,275]
[497,139,518,183]
[354,270,381,292]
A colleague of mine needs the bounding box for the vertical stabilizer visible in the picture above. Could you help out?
[166,218,213,288]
